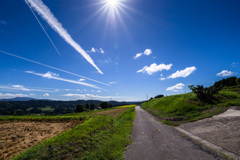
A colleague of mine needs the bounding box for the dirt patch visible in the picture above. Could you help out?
[0,121,78,160]
[94,108,128,118]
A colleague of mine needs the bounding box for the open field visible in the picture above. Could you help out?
[0,121,78,160]
[114,105,136,109]
[94,108,129,118]
[0,105,135,160]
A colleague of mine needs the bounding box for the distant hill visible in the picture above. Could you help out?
[0,97,37,101]
[0,97,142,115]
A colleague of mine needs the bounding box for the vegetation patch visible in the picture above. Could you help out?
[114,105,136,109]
[12,107,135,160]
[142,77,240,125]
[93,108,129,118]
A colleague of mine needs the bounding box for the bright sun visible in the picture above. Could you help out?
[105,0,120,7]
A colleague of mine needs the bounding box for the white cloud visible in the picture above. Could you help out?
[143,49,152,56]
[97,90,101,93]
[12,85,30,91]
[137,63,173,75]
[166,83,185,92]
[91,48,96,52]
[43,93,49,96]
[134,53,142,59]
[26,71,102,90]
[25,0,103,74]
[0,93,29,99]
[63,93,113,100]
[0,84,51,92]
[0,20,7,25]
[168,66,197,79]
[133,49,152,59]
[79,78,85,82]
[87,48,104,54]
[30,94,36,96]
[217,70,235,77]
[109,81,118,84]
[160,78,166,81]
[100,48,104,54]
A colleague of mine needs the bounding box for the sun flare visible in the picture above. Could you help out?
[105,0,120,7]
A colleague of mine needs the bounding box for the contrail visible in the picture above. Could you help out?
[25,0,61,56]
[26,71,103,90]
[25,0,103,74]
[0,50,109,86]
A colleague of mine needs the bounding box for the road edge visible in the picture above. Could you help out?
[175,127,240,160]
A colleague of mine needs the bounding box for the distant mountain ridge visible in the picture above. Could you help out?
[0,97,38,101]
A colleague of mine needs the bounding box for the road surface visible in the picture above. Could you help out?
[124,106,223,160]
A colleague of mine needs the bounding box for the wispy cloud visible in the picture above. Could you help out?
[26,71,103,90]
[231,62,239,67]
[100,48,104,54]
[166,83,185,92]
[63,93,113,100]
[43,93,49,96]
[87,48,104,54]
[137,63,173,75]
[0,20,7,25]
[25,0,103,74]
[0,50,109,86]
[167,66,197,79]
[133,49,152,59]
[79,78,85,82]
[0,93,29,99]
[217,70,235,77]
[134,53,142,59]
[109,81,118,85]
[0,84,52,92]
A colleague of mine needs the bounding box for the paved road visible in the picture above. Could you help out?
[124,106,220,160]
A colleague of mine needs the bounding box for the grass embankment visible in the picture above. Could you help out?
[141,86,240,126]
[12,106,135,160]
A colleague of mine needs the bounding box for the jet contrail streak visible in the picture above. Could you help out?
[0,50,110,86]
[26,71,102,90]
[25,0,103,74]
[25,0,61,56]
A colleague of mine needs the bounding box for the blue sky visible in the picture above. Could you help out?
[0,0,239,101]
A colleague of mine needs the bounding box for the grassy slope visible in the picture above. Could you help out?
[141,86,240,125]
[11,106,135,160]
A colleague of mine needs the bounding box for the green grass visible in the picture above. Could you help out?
[0,115,85,122]
[11,107,135,160]
[114,105,136,108]
[141,86,240,125]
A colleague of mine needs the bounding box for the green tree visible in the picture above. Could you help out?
[85,103,89,110]
[99,102,109,109]
[90,103,96,110]
[14,109,24,116]
[236,78,240,85]
[154,95,164,99]
[75,105,84,113]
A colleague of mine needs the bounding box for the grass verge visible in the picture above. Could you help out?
[141,86,240,125]
[12,107,135,160]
